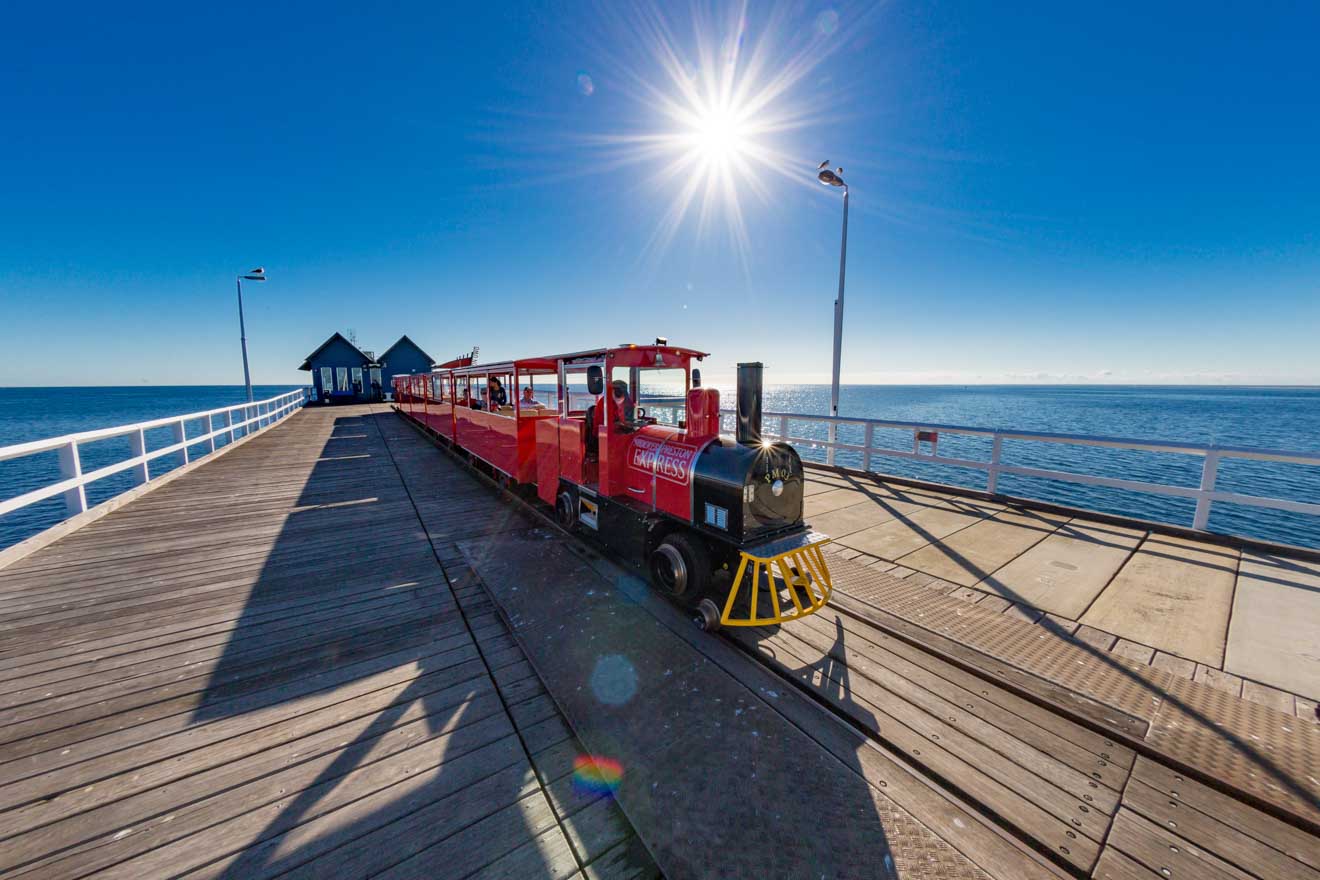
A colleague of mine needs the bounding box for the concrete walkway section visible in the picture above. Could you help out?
[804,466,1320,705]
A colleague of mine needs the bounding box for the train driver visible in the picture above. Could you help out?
[595,379,633,429]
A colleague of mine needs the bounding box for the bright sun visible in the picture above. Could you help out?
[689,107,749,164]
[584,4,843,264]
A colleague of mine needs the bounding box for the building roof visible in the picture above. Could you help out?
[297,332,373,371]
[379,334,436,368]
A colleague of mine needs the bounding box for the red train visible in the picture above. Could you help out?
[392,342,833,630]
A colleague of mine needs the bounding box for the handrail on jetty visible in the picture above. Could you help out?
[643,404,1320,534]
[0,389,307,525]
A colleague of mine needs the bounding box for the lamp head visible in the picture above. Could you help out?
[241,267,267,281]
[817,167,846,187]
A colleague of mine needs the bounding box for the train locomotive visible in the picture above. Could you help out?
[392,343,833,630]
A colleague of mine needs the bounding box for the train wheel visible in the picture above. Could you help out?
[649,532,710,603]
[692,598,721,632]
[556,491,577,530]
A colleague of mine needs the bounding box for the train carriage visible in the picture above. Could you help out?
[394,342,834,630]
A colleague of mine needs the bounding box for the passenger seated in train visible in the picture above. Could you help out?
[487,377,508,408]
[520,387,544,409]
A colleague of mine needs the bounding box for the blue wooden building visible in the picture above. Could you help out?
[300,333,437,403]
[300,333,375,404]
[378,335,436,395]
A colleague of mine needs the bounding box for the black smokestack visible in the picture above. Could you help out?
[736,362,763,446]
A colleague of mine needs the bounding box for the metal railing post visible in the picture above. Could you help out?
[57,440,88,515]
[224,409,235,444]
[826,421,837,466]
[130,428,150,485]
[1193,449,1220,530]
[172,419,189,466]
[862,422,874,472]
[205,416,216,454]
[778,415,789,442]
[987,434,1003,495]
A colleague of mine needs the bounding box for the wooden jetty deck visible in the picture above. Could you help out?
[1,402,1317,879]
[0,404,656,880]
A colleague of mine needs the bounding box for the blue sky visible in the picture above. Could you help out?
[1,1,1317,387]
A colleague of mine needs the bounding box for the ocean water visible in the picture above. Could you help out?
[2,384,1318,551]
[0,386,301,551]
[743,384,1320,550]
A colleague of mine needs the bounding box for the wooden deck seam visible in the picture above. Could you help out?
[364,405,599,878]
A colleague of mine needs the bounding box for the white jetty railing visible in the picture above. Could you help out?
[0,389,308,524]
[644,404,1320,533]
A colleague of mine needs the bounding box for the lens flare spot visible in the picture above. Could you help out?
[815,10,840,36]
[573,755,624,796]
[577,72,595,96]
[590,654,637,705]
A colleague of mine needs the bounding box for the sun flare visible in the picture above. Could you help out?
[582,4,847,266]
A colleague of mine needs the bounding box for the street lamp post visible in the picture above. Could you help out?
[817,162,848,465]
[236,267,266,403]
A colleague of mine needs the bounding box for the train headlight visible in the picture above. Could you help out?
[771,479,784,497]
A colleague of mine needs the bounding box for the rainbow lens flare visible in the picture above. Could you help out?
[572,755,624,796]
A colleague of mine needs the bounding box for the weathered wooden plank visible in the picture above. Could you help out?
[1132,757,1320,873]
[1106,808,1252,880]
[365,791,563,880]
[739,625,1108,868]
[465,826,582,880]
[0,587,450,696]
[1122,777,1320,880]
[795,605,1133,768]
[0,595,455,710]
[1090,847,1164,879]
[0,570,445,672]
[100,741,537,879]
[4,696,511,877]
[828,589,1151,738]
[0,619,471,750]
[0,643,482,797]
[785,611,1128,794]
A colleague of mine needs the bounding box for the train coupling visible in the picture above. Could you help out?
[718,531,834,627]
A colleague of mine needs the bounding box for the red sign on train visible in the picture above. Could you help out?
[629,435,699,485]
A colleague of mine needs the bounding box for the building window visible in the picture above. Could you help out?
[320,367,332,394]
[336,367,349,391]
[351,367,363,393]
[369,368,382,391]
